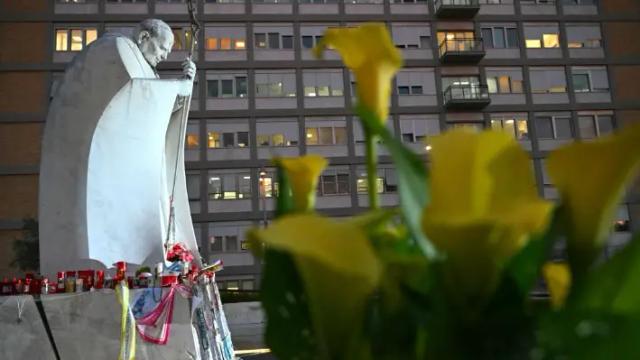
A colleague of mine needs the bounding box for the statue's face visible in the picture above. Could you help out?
[138,28,174,67]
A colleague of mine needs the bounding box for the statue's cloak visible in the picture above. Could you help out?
[39,34,199,276]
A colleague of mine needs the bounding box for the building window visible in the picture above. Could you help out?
[255,71,296,97]
[306,126,347,145]
[396,68,436,96]
[436,31,475,51]
[571,66,609,93]
[172,27,196,51]
[566,23,602,48]
[209,222,251,253]
[399,117,440,144]
[241,280,255,290]
[530,67,567,93]
[208,173,252,200]
[577,113,614,139]
[257,120,299,147]
[486,67,524,94]
[524,23,560,48]
[55,28,97,52]
[357,167,398,194]
[207,131,249,148]
[481,26,519,49]
[254,32,292,49]
[301,34,324,49]
[303,70,344,97]
[535,116,572,139]
[490,115,529,140]
[186,122,200,149]
[318,169,350,196]
[207,74,248,98]
[205,27,246,51]
[186,171,201,202]
[258,171,279,198]
[392,24,431,49]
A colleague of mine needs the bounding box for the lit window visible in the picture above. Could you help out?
[56,30,68,51]
[306,128,318,145]
[542,34,559,48]
[220,38,232,50]
[70,30,83,51]
[526,39,542,48]
[234,39,245,49]
[208,132,221,148]
[491,116,529,140]
[186,134,199,149]
[206,37,219,50]
[86,29,97,45]
[226,281,239,291]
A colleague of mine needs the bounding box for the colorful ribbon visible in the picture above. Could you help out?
[116,281,136,360]
[134,284,192,345]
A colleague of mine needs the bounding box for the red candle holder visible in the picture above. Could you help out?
[115,261,126,282]
[95,270,104,289]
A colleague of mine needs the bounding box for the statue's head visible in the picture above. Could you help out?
[133,19,174,68]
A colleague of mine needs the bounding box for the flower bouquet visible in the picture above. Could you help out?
[248,24,640,360]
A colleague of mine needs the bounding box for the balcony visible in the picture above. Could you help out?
[435,0,480,18]
[443,84,490,109]
[439,38,485,63]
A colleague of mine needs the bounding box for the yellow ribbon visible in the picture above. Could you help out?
[116,281,136,360]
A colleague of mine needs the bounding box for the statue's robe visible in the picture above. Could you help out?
[39,34,199,276]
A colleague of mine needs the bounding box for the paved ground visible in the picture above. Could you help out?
[224,301,274,359]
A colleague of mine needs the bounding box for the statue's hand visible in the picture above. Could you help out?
[182,58,196,80]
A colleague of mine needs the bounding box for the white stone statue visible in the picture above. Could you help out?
[39,19,200,276]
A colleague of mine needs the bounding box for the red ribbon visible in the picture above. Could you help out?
[135,284,191,345]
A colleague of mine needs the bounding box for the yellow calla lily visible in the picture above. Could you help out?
[313,23,403,123]
[253,213,382,357]
[422,129,553,307]
[276,155,328,212]
[546,124,640,273]
[542,262,571,309]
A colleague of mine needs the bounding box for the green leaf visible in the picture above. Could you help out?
[255,213,390,359]
[259,163,318,359]
[500,206,562,298]
[356,104,436,259]
[571,232,640,315]
[261,250,319,360]
[275,164,294,217]
[537,309,640,359]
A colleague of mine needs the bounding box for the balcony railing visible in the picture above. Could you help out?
[443,84,490,109]
[438,38,485,62]
[435,0,480,18]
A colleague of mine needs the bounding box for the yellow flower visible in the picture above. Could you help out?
[253,213,382,356]
[313,23,403,123]
[542,262,571,309]
[422,129,553,307]
[546,124,640,273]
[276,155,328,212]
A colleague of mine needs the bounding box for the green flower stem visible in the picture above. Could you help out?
[365,129,380,210]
